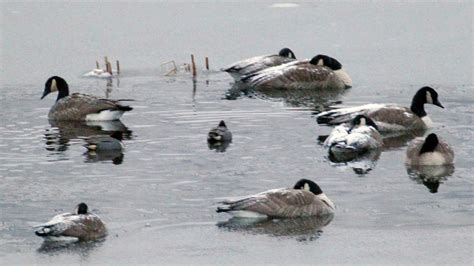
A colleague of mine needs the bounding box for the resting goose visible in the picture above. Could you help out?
[34,203,107,242]
[405,133,454,166]
[222,48,296,81]
[316,86,444,133]
[242,54,352,90]
[217,179,335,218]
[324,115,383,155]
[41,76,132,121]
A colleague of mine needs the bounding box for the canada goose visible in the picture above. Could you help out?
[222,48,296,80]
[84,131,124,152]
[324,115,383,156]
[41,76,132,121]
[242,54,352,90]
[405,133,454,166]
[207,120,232,143]
[34,203,107,242]
[316,86,444,133]
[216,179,335,218]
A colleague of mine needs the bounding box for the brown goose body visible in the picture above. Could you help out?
[405,134,454,166]
[217,180,335,218]
[34,203,107,242]
[317,87,444,133]
[49,93,132,121]
[244,61,347,90]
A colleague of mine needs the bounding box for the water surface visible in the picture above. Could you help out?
[1,1,473,265]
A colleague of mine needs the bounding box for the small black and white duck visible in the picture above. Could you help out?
[41,76,132,121]
[405,133,454,166]
[207,120,232,143]
[324,115,383,155]
[316,86,444,133]
[34,203,107,242]
[217,179,335,218]
[222,48,297,81]
[242,54,352,90]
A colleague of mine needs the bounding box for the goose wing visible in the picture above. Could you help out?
[244,61,333,88]
[324,124,350,148]
[435,141,454,162]
[34,213,75,237]
[218,188,320,217]
[317,104,418,131]
[50,93,132,120]
[60,214,107,240]
[223,54,294,76]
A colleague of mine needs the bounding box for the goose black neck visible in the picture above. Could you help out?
[419,133,438,154]
[410,94,427,118]
[56,86,69,102]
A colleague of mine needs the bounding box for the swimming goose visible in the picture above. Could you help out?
[84,131,124,151]
[207,120,232,143]
[34,203,107,242]
[242,54,352,90]
[41,76,132,121]
[405,133,454,166]
[324,115,383,155]
[222,48,296,80]
[216,179,335,218]
[316,86,444,133]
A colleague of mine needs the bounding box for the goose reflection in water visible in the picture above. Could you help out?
[217,214,334,241]
[406,164,455,193]
[37,237,105,256]
[225,82,346,109]
[44,120,132,164]
[326,148,382,176]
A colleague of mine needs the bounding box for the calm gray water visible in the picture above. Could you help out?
[1,2,473,265]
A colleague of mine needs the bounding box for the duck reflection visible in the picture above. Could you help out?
[217,214,333,241]
[406,165,455,193]
[207,140,231,152]
[37,237,105,257]
[225,82,346,108]
[83,131,125,165]
[326,148,382,175]
[44,120,132,164]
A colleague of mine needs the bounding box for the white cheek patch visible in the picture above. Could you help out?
[426,91,433,104]
[50,79,58,92]
[304,183,310,191]
[360,117,366,126]
[317,59,324,66]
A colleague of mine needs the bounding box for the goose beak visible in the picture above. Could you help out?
[41,89,49,100]
[434,99,444,109]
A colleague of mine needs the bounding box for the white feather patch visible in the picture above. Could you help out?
[86,110,124,121]
[418,151,446,165]
[426,91,433,104]
[421,116,433,128]
[317,193,336,210]
[304,183,310,191]
[44,235,79,242]
[334,68,352,87]
[51,79,58,92]
[229,210,268,218]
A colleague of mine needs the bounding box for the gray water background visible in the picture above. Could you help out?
[1,1,473,265]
